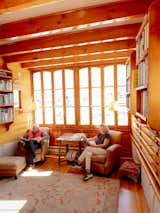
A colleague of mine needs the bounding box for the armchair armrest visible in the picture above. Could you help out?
[104,144,122,174]
[40,139,49,156]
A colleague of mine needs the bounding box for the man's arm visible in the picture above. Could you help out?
[90,138,110,148]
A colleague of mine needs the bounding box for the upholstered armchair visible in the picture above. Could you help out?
[16,127,50,163]
[90,130,122,176]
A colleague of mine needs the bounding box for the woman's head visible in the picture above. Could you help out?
[99,124,109,134]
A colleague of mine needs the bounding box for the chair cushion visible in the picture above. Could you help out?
[0,156,26,170]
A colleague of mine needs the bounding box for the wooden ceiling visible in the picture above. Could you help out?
[0,0,153,71]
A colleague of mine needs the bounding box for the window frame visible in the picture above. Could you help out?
[31,63,130,128]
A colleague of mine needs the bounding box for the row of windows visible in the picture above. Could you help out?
[32,64,128,126]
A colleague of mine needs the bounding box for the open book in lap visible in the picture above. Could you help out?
[20,137,38,142]
[81,137,96,146]
[88,140,96,146]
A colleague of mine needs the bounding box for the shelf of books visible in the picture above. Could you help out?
[131,115,160,207]
[136,15,149,121]
[0,69,14,128]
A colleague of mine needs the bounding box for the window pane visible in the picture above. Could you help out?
[104,65,114,86]
[105,111,115,125]
[33,72,41,90]
[55,107,64,124]
[91,67,101,87]
[65,69,74,88]
[117,64,126,85]
[66,107,75,124]
[80,88,89,106]
[54,70,62,89]
[92,107,102,125]
[79,68,88,87]
[55,90,63,106]
[118,86,126,104]
[34,91,42,108]
[35,109,43,124]
[118,111,128,125]
[44,90,52,107]
[45,107,53,124]
[43,72,52,89]
[66,89,74,107]
[92,88,101,106]
[104,87,114,106]
[80,107,89,125]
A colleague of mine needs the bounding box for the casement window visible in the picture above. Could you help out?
[104,65,115,125]
[53,69,75,125]
[33,72,43,124]
[32,64,128,126]
[117,64,128,125]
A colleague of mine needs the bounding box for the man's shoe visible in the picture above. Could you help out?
[71,160,82,169]
[83,172,93,181]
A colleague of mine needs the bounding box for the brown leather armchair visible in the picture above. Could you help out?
[16,127,50,163]
[90,130,122,176]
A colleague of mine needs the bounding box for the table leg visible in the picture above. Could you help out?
[66,144,69,154]
[79,141,82,154]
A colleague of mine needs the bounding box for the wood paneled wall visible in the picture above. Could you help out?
[0,62,32,144]
[148,0,160,130]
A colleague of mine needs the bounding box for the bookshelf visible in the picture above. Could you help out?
[131,115,160,211]
[136,15,149,122]
[0,69,14,129]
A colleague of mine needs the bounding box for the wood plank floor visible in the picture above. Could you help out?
[36,156,150,213]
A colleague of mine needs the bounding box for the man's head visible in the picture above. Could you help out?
[99,124,109,134]
[32,124,40,133]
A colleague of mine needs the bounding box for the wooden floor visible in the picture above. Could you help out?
[36,156,150,213]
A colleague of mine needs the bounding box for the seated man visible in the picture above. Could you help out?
[20,124,49,166]
[78,124,111,181]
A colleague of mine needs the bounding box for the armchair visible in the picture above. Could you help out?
[90,130,122,176]
[16,127,50,163]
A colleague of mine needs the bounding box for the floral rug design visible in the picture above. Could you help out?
[0,170,120,213]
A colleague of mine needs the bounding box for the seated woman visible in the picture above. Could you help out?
[20,124,49,166]
[78,124,111,181]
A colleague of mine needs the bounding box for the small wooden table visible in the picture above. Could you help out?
[56,133,84,166]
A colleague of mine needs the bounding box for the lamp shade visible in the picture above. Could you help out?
[108,101,120,111]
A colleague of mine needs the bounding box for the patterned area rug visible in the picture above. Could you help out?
[0,170,120,213]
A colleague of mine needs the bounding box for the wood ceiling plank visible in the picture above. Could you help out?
[0,23,140,55]
[22,50,132,68]
[0,0,57,11]
[4,39,135,63]
[0,0,151,39]
[29,58,127,70]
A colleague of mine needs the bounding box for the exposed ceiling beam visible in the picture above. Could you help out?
[0,23,140,55]
[22,50,132,68]
[29,58,126,71]
[0,0,151,39]
[4,39,135,63]
[0,0,58,12]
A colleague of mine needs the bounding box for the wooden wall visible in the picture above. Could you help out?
[148,0,160,130]
[0,61,32,144]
